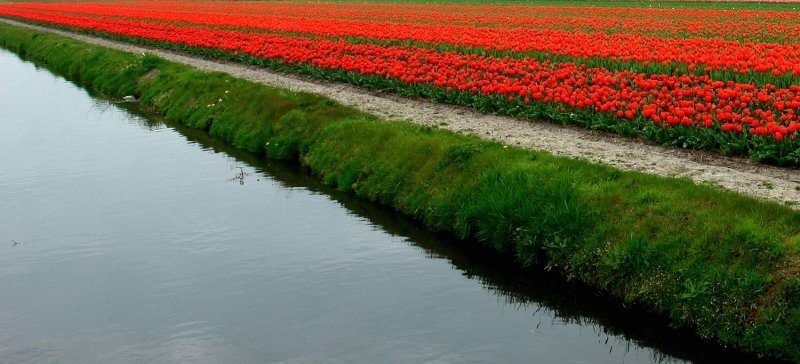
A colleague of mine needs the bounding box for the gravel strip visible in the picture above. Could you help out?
[5,18,800,208]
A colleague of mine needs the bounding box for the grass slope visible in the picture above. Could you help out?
[2,22,800,361]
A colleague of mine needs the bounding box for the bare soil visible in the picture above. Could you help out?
[5,18,800,208]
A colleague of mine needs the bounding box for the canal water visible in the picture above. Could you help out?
[0,49,774,363]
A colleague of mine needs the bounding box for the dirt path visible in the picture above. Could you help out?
[5,18,800,208]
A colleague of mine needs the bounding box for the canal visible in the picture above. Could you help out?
[0,49,772,363]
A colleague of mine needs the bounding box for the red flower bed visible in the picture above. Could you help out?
[7,2,800,79]
[13,1,800,43]
[2,1,800,163]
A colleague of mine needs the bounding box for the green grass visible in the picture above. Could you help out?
[2,22,800,361]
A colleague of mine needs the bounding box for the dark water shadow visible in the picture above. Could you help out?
[112,107,787,364]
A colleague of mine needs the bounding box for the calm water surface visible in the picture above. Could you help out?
[0,50,773,363]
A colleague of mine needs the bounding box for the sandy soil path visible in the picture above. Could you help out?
[5,18,800,208]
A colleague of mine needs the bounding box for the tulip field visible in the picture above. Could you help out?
[3,1,800,164]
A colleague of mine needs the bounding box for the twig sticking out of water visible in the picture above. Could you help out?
[229,167,249,185]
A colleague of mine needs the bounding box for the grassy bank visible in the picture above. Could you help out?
[2,23,800,361]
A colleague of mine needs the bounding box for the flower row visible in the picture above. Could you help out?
[30,1,800,43]
[5,2,800,80]
[2,4,800,162]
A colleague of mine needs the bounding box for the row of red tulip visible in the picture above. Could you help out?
[2,3,800,162]
[28,1,800,43]
[5,2,800,81]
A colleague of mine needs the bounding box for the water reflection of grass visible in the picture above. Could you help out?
[145,110,779,364]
